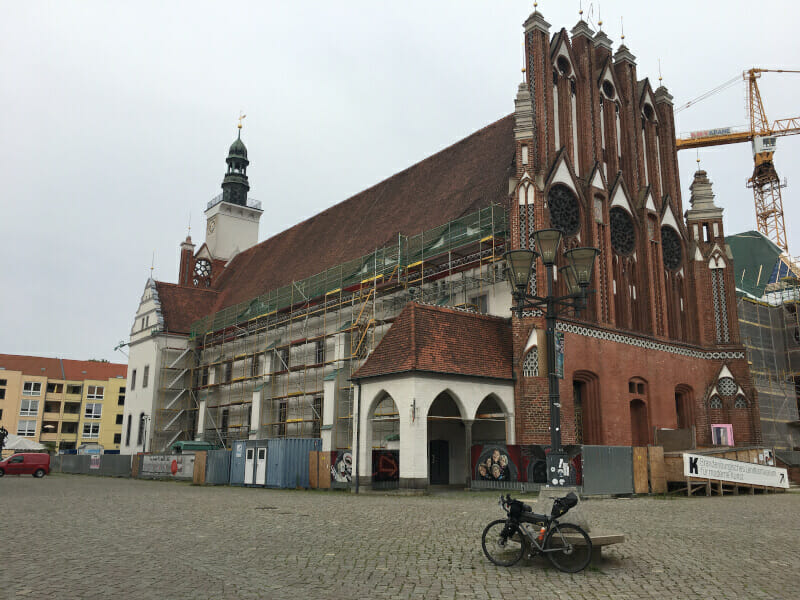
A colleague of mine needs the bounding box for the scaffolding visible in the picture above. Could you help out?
[737,274,800,451]
[155,205,509,450]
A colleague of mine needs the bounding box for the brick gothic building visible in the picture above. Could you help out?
[123,9,759,488]
[507,12,758,450]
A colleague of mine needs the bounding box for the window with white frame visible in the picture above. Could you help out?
[82,423,100,439]
[85,403,102,419]
[143,365,150,388]
[87,386,104,400]
[23,381,42,396]
[17,420,37,436]
[19,398,40,416]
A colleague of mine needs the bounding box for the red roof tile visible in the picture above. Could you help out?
[352,303,513,381]
[0,354,126,381]
[62,360,127,381]
[155,282,219,334]
[209,114,515,312]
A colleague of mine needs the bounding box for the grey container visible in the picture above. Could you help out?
[266,438,321,489]
[229,440,247,485]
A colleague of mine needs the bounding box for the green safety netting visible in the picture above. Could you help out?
[190,205,507,338]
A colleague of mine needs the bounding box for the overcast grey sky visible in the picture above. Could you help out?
[1,1,798,362]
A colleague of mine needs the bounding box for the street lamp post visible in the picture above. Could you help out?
[504,229,599,487]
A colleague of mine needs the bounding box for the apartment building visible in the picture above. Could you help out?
[0,354,126,453]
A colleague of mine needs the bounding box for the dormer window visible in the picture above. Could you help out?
[643,103,655,122]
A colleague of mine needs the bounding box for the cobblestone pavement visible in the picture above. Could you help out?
[1,475,798,599]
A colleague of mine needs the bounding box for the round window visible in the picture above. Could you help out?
[194,259,212,278]
[547,185,581,236]
[609,207,635,255]
[717,377,737,397]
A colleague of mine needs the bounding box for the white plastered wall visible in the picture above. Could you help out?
[354,373,514,485]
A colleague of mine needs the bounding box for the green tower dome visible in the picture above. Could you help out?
[221,127,250,206]
[228,133,248,160]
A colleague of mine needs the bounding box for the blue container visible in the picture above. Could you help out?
[266,438,321,489]
[229,440,247,485]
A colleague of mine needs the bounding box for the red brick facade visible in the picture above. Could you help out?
[510,11,760,447]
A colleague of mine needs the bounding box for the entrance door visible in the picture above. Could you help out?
[255,447,267,485]
[429,440,449,485]
[630,400,649,446]
[244,448,255,484]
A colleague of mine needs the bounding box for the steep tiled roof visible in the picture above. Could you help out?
[155,282,219,335]
[0,354,126,381]
[209,114,516,311]
[352,303,513,381]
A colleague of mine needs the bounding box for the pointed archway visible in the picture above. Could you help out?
[427,391,465,486]
[368,392,400,489]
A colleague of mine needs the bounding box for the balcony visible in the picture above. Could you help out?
[43,411,61,421]
[207,192,262,211]
[61,412,80,422]
[59,432,78,441]
[40,432,58,443]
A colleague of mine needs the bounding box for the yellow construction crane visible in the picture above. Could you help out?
[676,69,800,252]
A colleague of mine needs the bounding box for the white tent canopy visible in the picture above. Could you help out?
[3,434,46,451]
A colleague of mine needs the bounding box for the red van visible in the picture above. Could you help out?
[0,453,51,477]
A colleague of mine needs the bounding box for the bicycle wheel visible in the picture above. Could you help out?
[544,523,592,573]
[481,519,525,567]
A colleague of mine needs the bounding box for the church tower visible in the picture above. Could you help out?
[204,122,263,262]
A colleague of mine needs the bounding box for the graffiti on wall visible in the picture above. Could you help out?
[331,451,352,483]
[372,450,399,481]
[473,445,520,481]
[141,454,195,479]
[471,444,582,484]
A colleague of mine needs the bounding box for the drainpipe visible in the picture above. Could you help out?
[354,381,362,494]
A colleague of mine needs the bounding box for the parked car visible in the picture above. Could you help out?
[0,453,51,477]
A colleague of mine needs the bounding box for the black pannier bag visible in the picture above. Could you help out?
[551,492,578,518]
[509,499,532,519]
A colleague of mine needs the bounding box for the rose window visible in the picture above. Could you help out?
[717,377,737,397]
[194,259,211,278]
[547,185,581,236]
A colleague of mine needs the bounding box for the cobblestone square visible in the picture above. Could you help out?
[1,475,797,599]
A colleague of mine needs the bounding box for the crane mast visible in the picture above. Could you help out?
[676,69,800,252]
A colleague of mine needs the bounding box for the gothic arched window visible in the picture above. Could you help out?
[610,207,635,255]
[661,226,682,271]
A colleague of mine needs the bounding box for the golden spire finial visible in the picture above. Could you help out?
[620,16,624,40]
[238,111,246,130]
[579,1,583,18]
[696,151,701,170]
[658,59,663,85]
[598,2,603,29]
